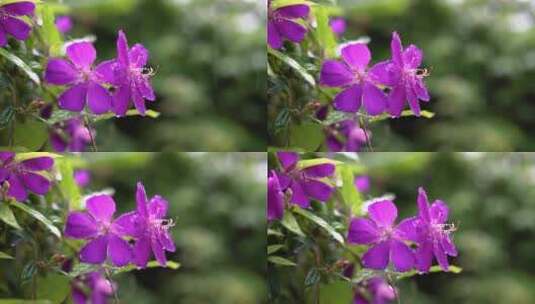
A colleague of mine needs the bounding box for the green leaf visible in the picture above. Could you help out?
[15,152,62,162]
[339,164,363,216]
[39,5,63,56]
[36,274,70,303]
[12,119,48,151]
[0,300,51,304]
[94,109,161,122]
[317,281,352,304]
[289,122,323,151]
[0,251,14,259]
[68,263,101,278]
[0,203,21,229]
[313,6,337,58]
[297,158,341,170]
[268,48,316,87]
[267,228,284,237]
[271,0,313,9]
[0,48,40,85]
[113,261,180,275]
[397,265,462,279]
[0,106,14,129]
[370,110,435,123]
[268,256,296,267]
[292,207,345,244]
[280,211,305,237]
[10,201,61,238]
[267,244,284,255]
[20,262,36,285]
[304,268,321,288]
[56,158,82,210]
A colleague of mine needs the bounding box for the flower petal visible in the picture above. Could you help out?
[289,181,309,208]
[3,16,31,40]
[276,152,299,171]
[80,235,108,264]
[347,218,380,244]
[319,60,354,87]
[7,174,27,201]
[129,44,149,68]
[341,43,371,70]
[86,195,116,223]
[417,187,430,222]
[301,179,333,202]
[131,86,147,115]
[388,84,406,117]
[303,164,335,178]
[430,200,449,224]
[267,21,282,49]
[362,82,387,116]
[58,84,87,112]
[406,84,421,116]
[87,82,112,114]
[148,196,168,219]
[133,235,151,268]
[274,19,306,43]
[268,171,284,221]
[2,2,35,16]
[151,236,167,266]
[414,78,430,102]
[403,45,423,69]
[20,172,50,195]
[433,240,449,271]
[112,211,143,237]
[116,30,130,66]
[107,234,132,267]
[94,60,117,84]
[136,182,148,217]
[369,61,400,86]
[368,200,397,227]
[158,230,175,252]
[64,211,99,239]
[391,32,403,65]
[112,85,131,117]
[276,4,309,19]
[21,157,54,171]
[395,217,419,242]
[333,85,362,113]
[45,59,78,85]
[362,241,390,270]
[66,42,96,69]
[136,77,155,101]
[441,235,457,257]
[0,29,6,47]
[415,240,433,273]
[390,239,414,272]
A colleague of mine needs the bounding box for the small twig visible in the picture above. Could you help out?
[104,267,120,304]
[358,115,373,152]
[84,115,97,152]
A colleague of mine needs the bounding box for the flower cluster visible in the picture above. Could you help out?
[0,1,35,47]
[320,32,430,117]
[71,271,114,304]
[0,152,54,202]
[44,30,155,117]
[268,152,335,220]
[347,187,457,272]
[354,277,396,304]
[64,182,176,268]
[267,0,309,49]
[50,117,95,152]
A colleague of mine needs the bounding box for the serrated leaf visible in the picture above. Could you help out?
[268,48,316,87]
[0,203,21,229]
[113,261,180,275]
[268,256,296,267]
[293,207,344,244]
[0,251,14,259]
[0,48,40,85]
[267,245,284,255]
[10,201,61,238]
[369,110,435,123]
[281,211,305,237]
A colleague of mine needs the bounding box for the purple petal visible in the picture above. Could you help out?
[267,21,282,49]
[333,85,362,113]
[7,174,27,201]
[390,240,414,272]
[0,169,8,182]
[289,181,309,208]
[0,29,6,46]
[133,235,151,268]
[151,237,167,266]
[2,2,35,16]
[276,4,309,19]
[159,230,175,252]
[276,172,291,190]
[136,77,155,101]
[276,152,299,171]
[441,235,457,257]
[433,240,449,271]
[129,44,149,68]
[302,179,333,202]
[354,175,370,193]
[116,30,130,66]
[112,211,143,237]
[391,32,403,65]
[148,196,168,219]
[403,45,423,69]
[131,87,147,115]
[268,171,284,221]
[303,164,335,178]
[3,17,31,40]
[362,82,387,116]
[368,200,397,227]
[341,43,371,70]
[94,60,117,84]
[107,234,132,266]
[388,85,405,117]
[74,170,91,187]
[55,16,73,33]
[347,218,379,244]
[274,19,306,43]
[319,60,354,87]
[58,84,87,112]
[415,240,433,272]
[45,59,78,85]
[21,157,53,171]
[20,172,50,195]
[112,85,131,116]
[72,287,87,304]
[87,82,112,114]
[64,211,99,239]
[85,195,116,223]
[406,85,421,116]
[395,217,418,242]
[136,182,148,217]
[414,78,430,101]
[417,187,430,222]
[80,235,108,264]
[0,152,15,163]
[430,200,449,224]
[362,241,390,270]
[369,61,400,86]
[66,42,96,69]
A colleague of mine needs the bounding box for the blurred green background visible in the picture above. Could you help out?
[61,0,266,151]
[77,152,266,304]
[355,152,535,303]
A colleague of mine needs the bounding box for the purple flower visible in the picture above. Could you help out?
[55,16,73,34]
[44,42,112,114]
[0,1,35,47]
[354,277,396,304]
[113,182,175,268]
[268,170,284,221]
[50,117,94,152]
[376,32,430,117]
[355,175,370,193]
[325,120,369,152]
[0,152,53,202]
[74,170,91,188]
[98,30,155,116]
[319,43,387,116]
[275,152,335,208]
[329,17,346,37]
[64,194,133,266]
[412,187,457,272]
[267,0,309,49]
[72,272,114,304]
[347,200,415,272]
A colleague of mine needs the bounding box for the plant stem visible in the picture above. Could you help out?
[84,115,98,152]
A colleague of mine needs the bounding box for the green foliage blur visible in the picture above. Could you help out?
[338,0,535,151]
[64,0,266,151]
[358,152,535,303]
[81,152,267,303]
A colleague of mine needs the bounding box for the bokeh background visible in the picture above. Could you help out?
[60,0,266,151]
[355,152,535,303]
[76,152,266,304]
